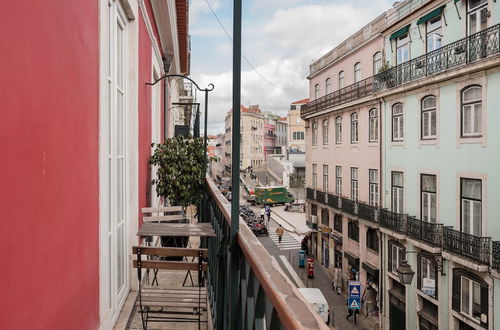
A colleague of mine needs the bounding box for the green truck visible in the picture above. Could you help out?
[254,186,294,205]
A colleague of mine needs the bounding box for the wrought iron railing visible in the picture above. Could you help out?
[375,24,500,91]
[201,177,328,329]
[493,241,500,272]
[301,76,374,117]
[341,197,356,215]
[379,209,406,233]
[306,187,314,200]
[443,227,491,265]
[327,193,340,209]
[357,202,378,223]
[316,190,326,205]
[406,216,443,247]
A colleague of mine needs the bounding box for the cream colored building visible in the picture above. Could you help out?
[287,99,308,152]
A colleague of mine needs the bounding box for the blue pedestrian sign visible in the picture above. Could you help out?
[348,297,361,310]
[348,281,361,298]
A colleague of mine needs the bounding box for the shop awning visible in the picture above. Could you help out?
[389,24,411,40]
[362,262,380,280]
[344,252,360,266]
[417,5,445,25]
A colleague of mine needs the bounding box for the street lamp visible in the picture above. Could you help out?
[396,258,415,285]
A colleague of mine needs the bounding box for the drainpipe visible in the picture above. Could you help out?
[378,96,385,326]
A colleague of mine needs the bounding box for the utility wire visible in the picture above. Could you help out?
[203,0,290,90]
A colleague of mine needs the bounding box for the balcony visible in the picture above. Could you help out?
[443,227,491,265]
[306,187,314,200]
[200,177,327,329]
[341,197,355,215]
[327,193,340,209]
[406,216,442,247]
[493,241,500,272]
[379,209,406,233]
[375,24,500,92]
[316,190,326,205]
[301,76,374,117]
[357,202,378,223]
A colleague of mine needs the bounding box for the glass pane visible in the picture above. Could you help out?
[474,104,482,133]
[117,158,124,221]
[393,104,403,115]
[423,112,429,137]
[463,200,471,234]
[423,97,436,109]
[472,282,481,319]
[117,22,124,89]
[430,193,436,222]
[393,172,403,186]
[463,105,472,134]
[423,193,429,221]
[117,92,124,155]
[117,224,124,291]
[462,179,481,199]
[430,110,436,136]
[422,175,436,192]
[461,278,470,314]
[393,118,398,138]
[472,201,481,236]
[463,87,481,102]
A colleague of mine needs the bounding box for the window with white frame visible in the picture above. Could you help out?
[339,71,345,89]
[389,241,405,275]
[369,169,378,206]
[467,0,488,35]
[421,96,437,139]
[354,62,361,83]
[351,167,358,201]
[396,33,410,65]
[392,103,404,141]
[312,164,317,189]
[461,277,482,321]
[419,255,437,298]
[421,174,437,223]
[351,113,358,144]
[392,171,404,213]
[325,78,332,94]
[336,166,342,196]
[312,121,318,145]
[461,178,482,236]
[335,116,342,144]
[426,15,442,52]
[322,119,328,144]
[314,84,320,99]
[369,108,378,142]
[461,86,482,137]
[452,268,488,325]
[323,165,328,192]
[373,52,382,74]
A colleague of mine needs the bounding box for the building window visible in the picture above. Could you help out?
[293,131,304,140]
[339,71,345,89]
[369,108,378,142]
[336,166,342,196]
[419,299,439,330]
[452,268,488,325]
[421,96,437,140]
[369,169,378,207]
[312,164,317,189]
[314,84,320,99]
[334,214,343,232]
[323,165,328,193]
[321,208,329,226]
[312,121,318,145]
[373,52,382,74]
[426,15,442,52]
[418,255,437,298]
[322,119,329,144]
[396,32,410,64]
[388,241,405,275]
[392,103,404,141]
[348,221,359,242]
[351,167,358,201]
[461,178,482,236]
[467,0,488,35]
[461,85,482,137]
[421,174,437,223]
[335,116,342,144]
[325,78,332,94]
[366,228,379,252]
[351,113,358,144]
[392,171,404,213]
[354,62,361,83]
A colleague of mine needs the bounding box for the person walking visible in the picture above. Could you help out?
[260,207,265,221]
[276,224,284,244]
[265,205,271,223]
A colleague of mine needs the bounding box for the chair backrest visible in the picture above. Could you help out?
[132,246,208,272]
[141,206,183,214]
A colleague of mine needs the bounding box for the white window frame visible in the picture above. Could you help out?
[369,169,378,206]
[335,116,342,144]
[467,0,488,35]
[323,165,329,193]
[354,62,361,83]
[461,86,482,137]
[339,71,345,89]
[351,113,358,144]
[351,167,358,201]
[369,108,378,142]
[391,244,404,275]
[336,166,342,196]
[426,15,443,52]
[392,103,404,141]
[392,171,404,213]
[373,52,382,75]
[325,78,332,94]
[322,119,329,145]
[312,164,318,189]
[421,174,437,223]
[312,121,318,145]
[421,96,437,140]
[461,178,482,236]
[396,33,410,65]
[460,276,482,322]
[314,84,320,99]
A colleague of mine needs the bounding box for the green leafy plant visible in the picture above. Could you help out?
[149,136,211,209]
[377,60,391,73]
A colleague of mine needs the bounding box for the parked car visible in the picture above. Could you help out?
[297,288,330,324]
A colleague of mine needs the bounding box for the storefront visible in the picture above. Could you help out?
[332,233,343,269]
[321,230,331,268]
[344,252,360,279]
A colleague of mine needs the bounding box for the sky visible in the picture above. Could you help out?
[189,0,394,135]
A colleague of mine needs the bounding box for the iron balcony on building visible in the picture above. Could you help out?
[316,190,326,205]
[443,226,491,265]
[301,76,374,117]
[379,209,406,234]
[341,197,355,215]
[406,216,443,247]
[306,187,314,200]
[493,241,500,272]
[327,193,340,209]
[357,201,379,223]
[374,24,500,92]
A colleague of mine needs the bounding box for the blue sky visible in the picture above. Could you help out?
[189,0,393,134]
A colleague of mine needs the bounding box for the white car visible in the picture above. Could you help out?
[297,288,330,324]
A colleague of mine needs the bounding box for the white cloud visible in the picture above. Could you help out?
[214,43,232,55]
[190,0,221,23]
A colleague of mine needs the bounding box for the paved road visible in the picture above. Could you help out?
[268,222,302,250]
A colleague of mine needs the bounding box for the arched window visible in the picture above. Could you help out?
[339,71,345,89]
[350,112,358,143]
[421,96,437,139]
[373,52,382,74]
[322,119,329,144]
[314,84,320,99]
[325,78,332,94]
[392,103,404,141]
[461,85,482,137]
[335,116,342,144]
[312,121,318,145]
[354,62,361,83]
[369,108,378,142]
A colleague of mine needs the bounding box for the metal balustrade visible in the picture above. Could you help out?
[306,187,314,200]
[316,190,326,205]
[357,202,378,223]
[406,216,443,246]
[379,209,406,233]
[443,227,491,265]
[493,241,500,272]
[201,177,327,329]
[341,197,355,215]
[374,24,500,91]
[327,193,340,209]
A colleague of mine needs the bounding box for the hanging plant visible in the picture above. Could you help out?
[149,136,213,209]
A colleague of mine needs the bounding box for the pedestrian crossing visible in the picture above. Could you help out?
[269,225,301,250]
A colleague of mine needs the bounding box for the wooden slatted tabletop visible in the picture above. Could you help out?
[137,222,216,237]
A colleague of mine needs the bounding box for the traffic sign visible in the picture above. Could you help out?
[348,281,361,298]
[348,297,361,310]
